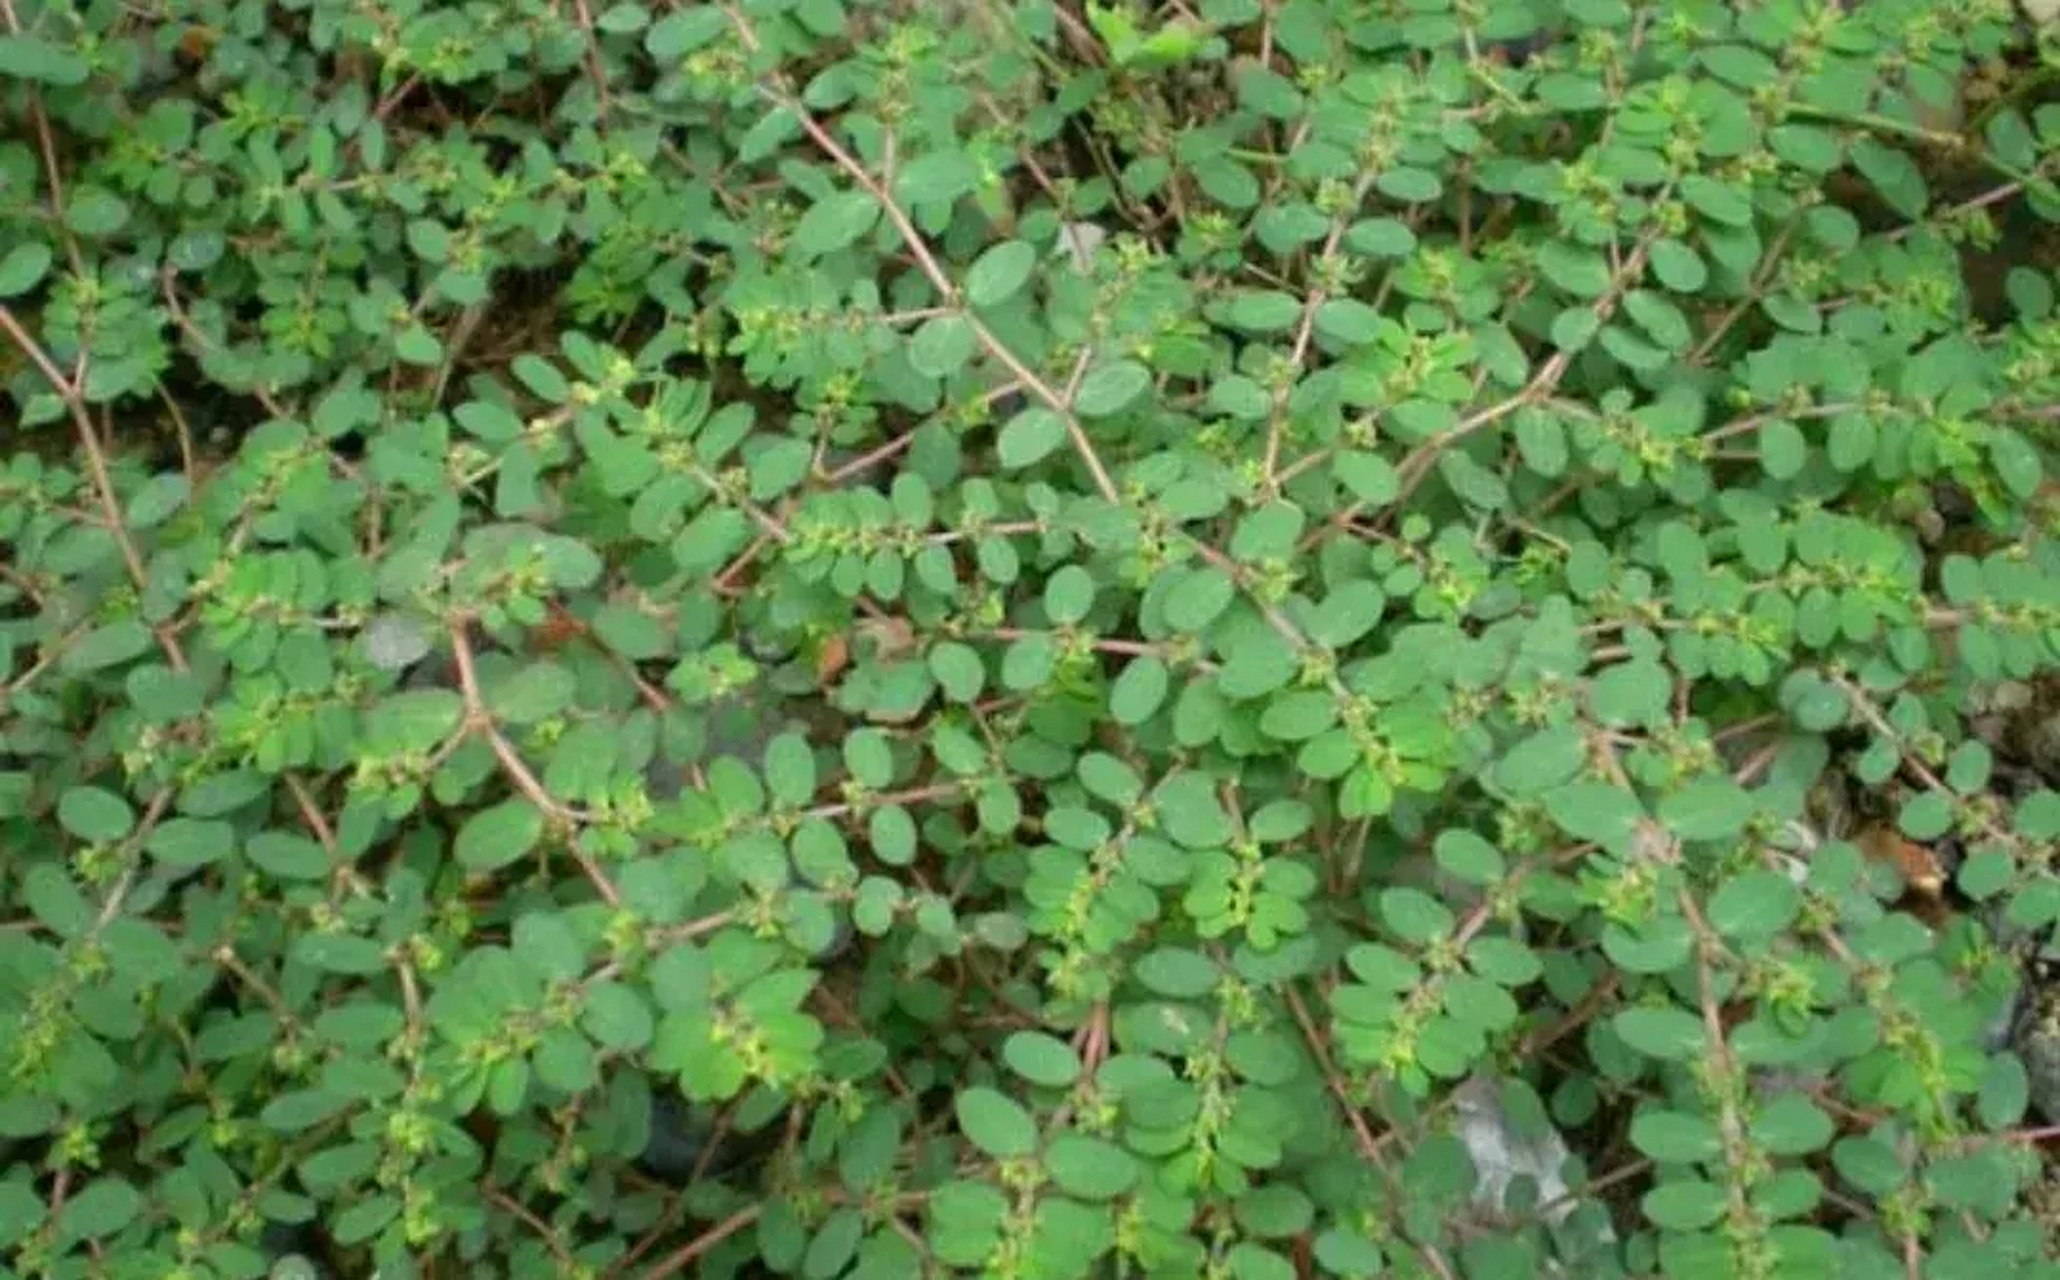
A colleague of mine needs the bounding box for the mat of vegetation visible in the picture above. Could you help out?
[6,0,2060,1277]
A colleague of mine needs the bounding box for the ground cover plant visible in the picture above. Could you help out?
[8,0,2060,1276]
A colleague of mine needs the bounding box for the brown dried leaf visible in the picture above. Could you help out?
[814,632,850,686]
[1855,824,1943,898]
[858,615,917,661]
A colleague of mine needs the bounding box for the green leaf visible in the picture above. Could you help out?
[1000,632,1057,690]
[1682,173,1753,226]
[1071,359,1151,416]
[1630,1109,1721,1162]
[1495,725,1585,797]
[1001,1031,1081,1087]
[793,190,880,256]
[1750,1094,1832,1155]
[1313,1228,1384,1277]
[1156,771,1232,847]
[1604,917,1694,974]
[370,690,464,750]
[1045,1134,1138,1199]
[1550,306,1600,352]
[63,186,129,238]
[260,1086,356,1134]
[126,474,189,529]
[1898,792,1952,841]
[164,229,221,274]
[1315,298,1385,345]
[1649,239,1707,292]
[0,242,52,298]
[61,622,154,675]
[1978,1054,2028,1129]
[803,1209,864,1278]
[56,1179,141,1241]
[1660,779,1754,841]
[1643,1178,1728,1231]
[954,1086,1036,1157]
[1347,943,1421,994]
[1707,871,1800,938]
[645,6,726,58]
[896,151,980,205]
[394,324,442,365]
[868,805,917,865]
[1379,887,1454,943]
[1134,947,1219,997]
[1110,657,1170,724]
[496,440,542,513]
[486,661,575,724]
[1827,413,1876,473]
[1589,661,1669,727]
[1758,418,1807,477]
[761,733,816,808]
[455,800,545,871]
[1334,452,1398,506]
[0,1180,46,1248]
[23,866,90,937]
[1225,290,1302,332]
[1831,1135,1904,1196]
[1991,430,2042,500]
[1613,1006,1707,1060]
[512,354,568,402]
[0,35,88,86]
[146,818,234,867]
[998,407,1066,469]
[513,911,587,982]
[928,642,985,702]
[1376,166,1441,203]
[1044,565,1095,625]
[1260,691,1336,740]
[1544,782,1645,851]
[1346,218,1416,257]
[1309,582,1385,647]
[592,605,667,660]
[1535,240,1612,298]
[1191,156,1258,207]
[293,934,387,975]
[332,1194,400,1245]
[1987,108,2036,171]
[58,787,134,843]
[910,315,978,378]
[1165,567,1235,632]
[964,240,1036,308]
[1849,138,1928,219]
[1957,851,2013,900]
[1623,291,1692,350]
[1433,830,1504,885]
[1467,937,1541,986]
[247,832,329,881]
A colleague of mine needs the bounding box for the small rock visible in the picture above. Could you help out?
[1054,222,1108,273]
[2022,714,2060,784]
[261,1222,328,1280]
[2012,957,2060,1123]
[1985,983,2023,1056]
[1452,1075,1576,1224]
[1754,1068,1829,1100]
[638,1090,715,1183]
[2017,1008,2060,1124]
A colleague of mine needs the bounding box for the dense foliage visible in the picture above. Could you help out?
[7,0,2060,1276]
